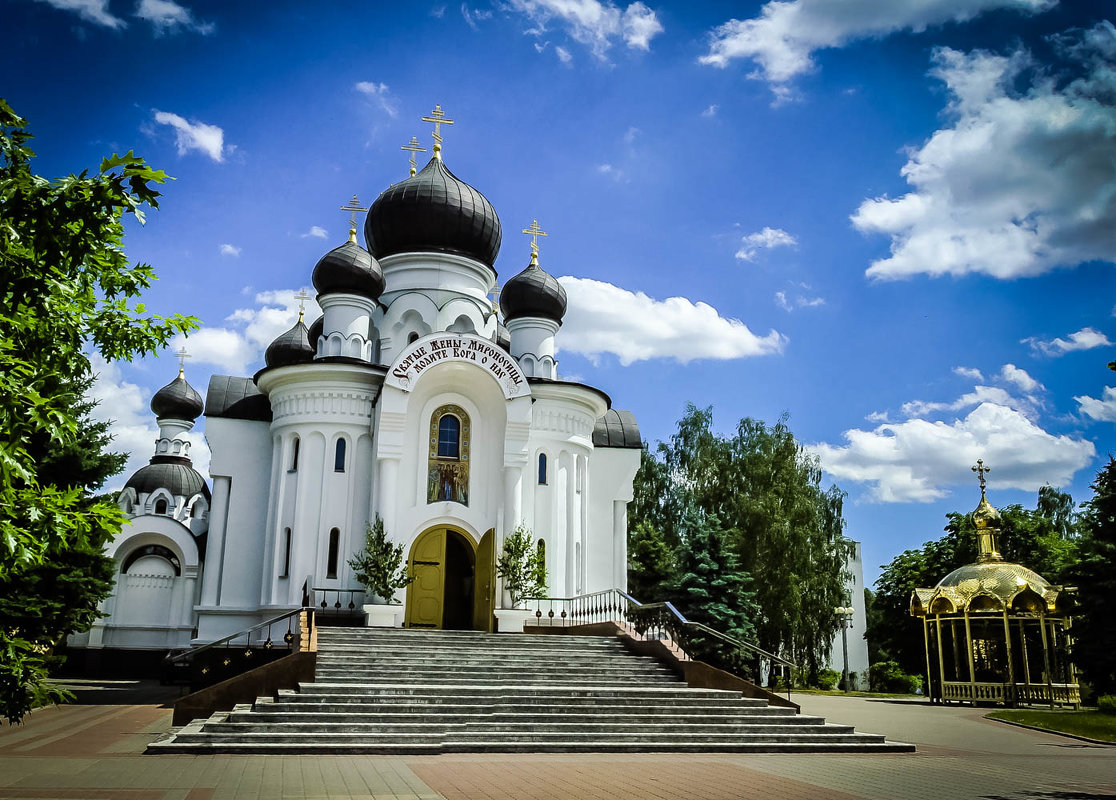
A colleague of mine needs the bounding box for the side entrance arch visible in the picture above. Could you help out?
[405,526,495,631]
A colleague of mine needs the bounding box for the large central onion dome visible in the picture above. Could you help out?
[365,157,502,268]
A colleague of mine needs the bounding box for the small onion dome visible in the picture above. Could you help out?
[125,460,209,500]
[307,315,324,351]
[264,318,314,368]
[499,260,567,323]
[311,238,384,300]
[973,494,1002,530]
[495,321,511,352]
[365,156,502,269]
[150,373,203,421]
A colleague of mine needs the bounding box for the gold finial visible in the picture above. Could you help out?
[401,135,427,177]
[420,104,454,159]
[174,346,191,379]
[295,288,310,324]
[972,459,990,498]
[521,219,547,266]
[490,281,501,314]
[340,194,368,243]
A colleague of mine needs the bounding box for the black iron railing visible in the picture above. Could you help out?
[524,588,796,700]
[307,586,367,624]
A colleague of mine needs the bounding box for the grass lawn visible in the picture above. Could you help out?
[987,709,1116,743]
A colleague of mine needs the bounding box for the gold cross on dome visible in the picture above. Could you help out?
[295,288,310,323]
[521,219,547,265]
[174,346,191,378]
[489,281,501,312]
[401,135,427,177]
[340,194,367,242]
[420,104,454,157]
[972,459,990,493]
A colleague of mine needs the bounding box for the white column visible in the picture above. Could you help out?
[377,457,400,539]
[559,452,574,596]
[614,500,627,591]
[200,475,231,606]
[503,465,522,536]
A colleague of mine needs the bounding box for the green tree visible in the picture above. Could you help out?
[496,524,547,606]
[0,101,195,722]
[631,405,853,677]
[626,520,674,601]
[348,516,412,601]
[1069,456,1116,695]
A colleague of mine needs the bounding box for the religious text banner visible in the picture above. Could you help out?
[385,333,530,399]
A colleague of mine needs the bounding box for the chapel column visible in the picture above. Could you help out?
[200,475,231,606]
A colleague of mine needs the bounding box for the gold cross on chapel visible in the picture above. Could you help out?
[401,135,427,177]
[295,288,310,323]
[972,459,990,494]
[522,219,547,265]
[340,194,367,243]
[174,346,190,378]
[421,104,454,157]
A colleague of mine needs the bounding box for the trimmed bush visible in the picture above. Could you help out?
[1098,695,1116,714]
[869,660,922,694]
[816,669,841,691]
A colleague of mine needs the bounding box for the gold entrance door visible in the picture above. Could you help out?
[473,529,495,633]
[405,528,446,628]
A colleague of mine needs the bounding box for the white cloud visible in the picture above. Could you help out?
[736,226,796,261]
[431,4,446,18]
[219,243,241,257]
[135,0,213,34]
[461,3,492,30]
[621,2,663,51]
[865,410,889,423]
[301,226,329,240]
[1076,386,1116,423]
[354,81,399,118]
[509,0,663,59]
[556,45,573,64]
[88,354,211,490]
[702,104,718,118]
[812,402,1095,503]
[953,366,984,381]
[1023,326,1113,357]
[1000,363,1042,394]
[175,289,322,374]
[901,385,1017,418]
[774,291,824,311]
[33,0,125,28]
[853,26,1116,280]
[596,163,627,183]
[699,0,1052,88]
[557,276,786,365]
[152,110,227,162]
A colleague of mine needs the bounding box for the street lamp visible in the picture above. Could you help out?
[835,606,855,692]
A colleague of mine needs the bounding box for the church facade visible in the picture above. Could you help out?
[70,117,643,655]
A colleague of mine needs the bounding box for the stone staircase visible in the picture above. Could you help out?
[149,627,913,753]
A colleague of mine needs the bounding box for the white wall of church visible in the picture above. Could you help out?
[826,540,871,689]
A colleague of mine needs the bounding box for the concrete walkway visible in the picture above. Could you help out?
[1,682,1112,800]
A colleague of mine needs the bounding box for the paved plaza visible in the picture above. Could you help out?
[0,681,1112,800]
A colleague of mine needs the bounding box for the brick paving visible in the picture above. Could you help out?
[1,682,1114,800]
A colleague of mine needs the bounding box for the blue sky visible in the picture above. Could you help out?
[7,0,1114,586]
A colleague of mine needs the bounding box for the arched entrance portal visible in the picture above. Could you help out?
[405,526,495,631]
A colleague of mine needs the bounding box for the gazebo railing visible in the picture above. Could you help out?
[942,681,1080,706]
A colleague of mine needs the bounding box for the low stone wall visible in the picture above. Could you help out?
[172,651,317,726]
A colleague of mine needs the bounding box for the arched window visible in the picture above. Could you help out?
[154,498,168,515]
[280,528,292,578]
[326,528,340,579]
[122,544,181,576]
[538,453,548,485]
[437,415,461,459]
[334,438,346,472]
[427,405,470,506]
[408,331,420,344]
[290,437,300,471]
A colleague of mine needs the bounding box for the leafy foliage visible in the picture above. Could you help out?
[626,520,674,601]
[0,100,196,722]
[1069,457,1116,695]
[868,661,922,694]
[869,487,1082,676]
[631,405,853,680]
[496,524,547,607]
[347,516,412,601]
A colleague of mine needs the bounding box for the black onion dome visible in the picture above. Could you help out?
[264,319,314,368]
[495,321,511,352]
[311,239,384,299]
[365,157,502,268]
[125,461,209,500]
[150,374,203,420]
[500,262,567,323]
[307,315,324,352]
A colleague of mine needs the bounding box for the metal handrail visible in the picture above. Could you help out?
[165,606,306,665]
[639,601,795,669]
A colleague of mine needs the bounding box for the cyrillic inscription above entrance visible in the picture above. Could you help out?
[386,333,530,399]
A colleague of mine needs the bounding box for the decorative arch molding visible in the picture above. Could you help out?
[386,332,529,399]
[427,404,470,506]
[122,544,182,576]
[110,523,200,572]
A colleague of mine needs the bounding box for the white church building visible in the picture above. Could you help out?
[71,116,645,657]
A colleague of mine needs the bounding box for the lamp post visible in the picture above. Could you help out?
[835,606,855,692]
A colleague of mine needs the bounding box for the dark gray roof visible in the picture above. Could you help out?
[495,321,511,352]
[205,375,272,421]
[500,262,567,324]
[312,240,384,299]
[365,156,502,269]
[307,315,323,352]
[150,374,203,420]
[592,409,642,449]
[265,319,314,368]
[124,461,210,499]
